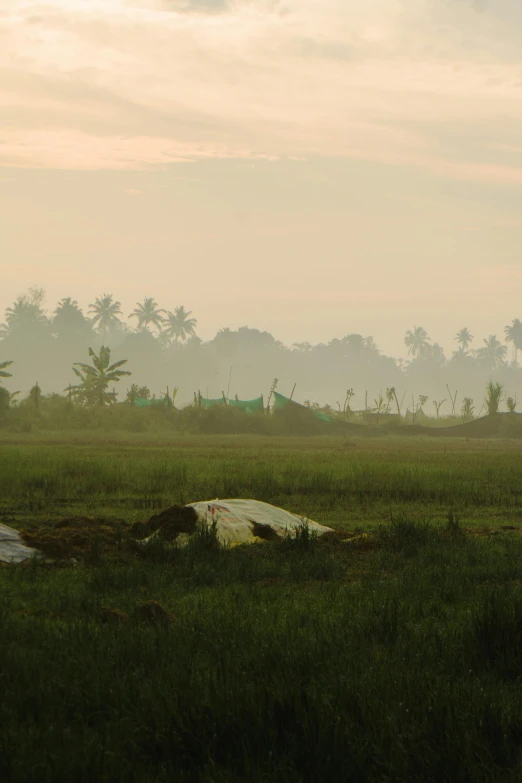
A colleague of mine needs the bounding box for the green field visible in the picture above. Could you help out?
[3,434,522,782]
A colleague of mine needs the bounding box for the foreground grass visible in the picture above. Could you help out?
[3,526,522,782]
[3,435,522,780]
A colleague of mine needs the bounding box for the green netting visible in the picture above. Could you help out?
[273,392,332,421]
[135,397,169,408]
[273,392,292,408]
[200,397,226,409]
[314,411,333,422]
[228,397,264,413]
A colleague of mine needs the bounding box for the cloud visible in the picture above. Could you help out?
[159,0,230,12]
[2,0,522,179]
[123,187,143,195]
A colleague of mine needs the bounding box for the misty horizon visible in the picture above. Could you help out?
[1,288,521,413]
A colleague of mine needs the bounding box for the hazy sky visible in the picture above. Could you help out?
[2,0,522,357]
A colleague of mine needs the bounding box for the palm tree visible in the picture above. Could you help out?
[476,335,507,371]
[66,346,131,406]
[161,306,197,344]
[0,360,13,383]
[129,298,165,332]
[404,326,430,358]
[504,319,522,365]
[88,294,123,341]
[4,294,48,335]
[53,298,92,340]
[454,327,473,353]
[484,381,504,415]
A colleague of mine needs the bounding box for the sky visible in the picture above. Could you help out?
[2,0,522,358]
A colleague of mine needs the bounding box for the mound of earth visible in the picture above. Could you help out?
[128,505,198,541]
[385,413,522,439]
[132,499,334,548]
[22,516,126,560]
[447,413,522,438]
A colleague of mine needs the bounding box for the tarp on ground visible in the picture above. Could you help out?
[0,501,335,563]
[273,391,293,409]
[200,397,226,409]
[134,397,170,408]
[187,499,334,546]
[273,392,333,422]
[228,397,264,413]
[0,523,40,564]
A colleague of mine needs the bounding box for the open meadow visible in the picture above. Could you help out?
[3,433,522,782]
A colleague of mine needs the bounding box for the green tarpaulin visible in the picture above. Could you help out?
[273,392,292,408]
[200,397,226,409]
[199,396,263,412]
[228,397,264,413]
[273,392,333,421]
[135,397,169,408]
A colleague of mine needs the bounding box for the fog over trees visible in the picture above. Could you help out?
[1,287,522,414]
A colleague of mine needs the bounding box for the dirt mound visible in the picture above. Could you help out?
[133,600,175,626]
[129,505,198,541]
[99,607,128,625]
[400,413,522,439]
[22,516,126,560]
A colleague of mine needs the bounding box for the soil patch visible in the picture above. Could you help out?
[397,413,522,439]
[133,600,175,626]
[22,516,126,560]
[250,520,280,541]
[129,505,198,542]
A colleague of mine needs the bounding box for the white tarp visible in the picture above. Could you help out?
[0,501,334,563]
[187,498,333,546]
[0,523,40,564]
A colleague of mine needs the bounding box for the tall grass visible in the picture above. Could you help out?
[3,436,522,779]
[2,438,522,529]
[3,531,522,781]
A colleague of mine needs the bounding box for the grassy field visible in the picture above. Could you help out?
[3,433,522,781]
[2,432,522,529]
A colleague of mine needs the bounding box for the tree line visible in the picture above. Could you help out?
[1,287,522,412]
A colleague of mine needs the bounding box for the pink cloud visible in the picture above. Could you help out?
[1,0,522,182]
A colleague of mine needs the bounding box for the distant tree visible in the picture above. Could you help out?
[237,326,281,350]
[363,336,379,355]
[66,346,130,406]
[4,290,48,336]
[53,298,93,340]
[454,327,473,353]
[129,298,165,333]
[461,397,474,421]
[162,307,197,344]
[484,381,503,415]
[0,360,13,383]
[0,386,10,412]
[506,396,518,413]
[423,343,446,365]
[88,294,123,342]
[476,335,507,371]
[126,384,151,404]
[29,382,42,413]
[404,326,430,358]
[341,334,377,356]
[504,319,522,365]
